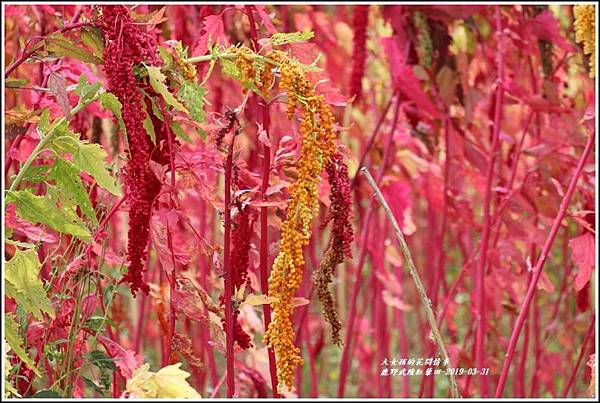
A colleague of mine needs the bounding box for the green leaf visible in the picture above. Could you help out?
[38,108,50,134]
[270,31,315,46]
[19,164,50,184]
[158,46,173,68]
[31,390,63,398]
[50,158,98,225]
[6,190,92,241]
[145,65,189,114]
[170,121,190,143]
[82,375,106,396]
[80,26,104,59]
[220,58,242,81]
[46,33,103,64]
[76,74,102,102]
[84,316,114,333]
[176,82,206,124]
[72,143,122,196]
[99,92,126,135]
[87,350,117,371]
[5,314,42,377]
[4,239,37,249]
[143,114,157,144]
[6,78,29,88]
[4,249,55,320]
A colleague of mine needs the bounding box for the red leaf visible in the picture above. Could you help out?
[97,335,143,379]
[5,203,58,243]
[381,37,442,119]
[569,232,595,292]
[528,10,573,51]
[316,80,347,107]
[253,5,276,35]
[192,14,228,57]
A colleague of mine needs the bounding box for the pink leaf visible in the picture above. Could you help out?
[253,5,277,35]
[570,232,595,292]
[528,10,573,51]
[381,37,442,119]
[316,80,347,107]
[192,14,228,57]
[97,335,143,379]
[5,203,58,243]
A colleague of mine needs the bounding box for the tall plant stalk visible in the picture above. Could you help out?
[494,128,595,397]
[361,167,461,398]
[475,7,505,396]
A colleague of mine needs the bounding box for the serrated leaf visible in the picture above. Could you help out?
[76,74,102,102]
[5,249,55,320]
[48,71,71,116]
[46,33,103,64]
[50,158,98,225]
[5,314,42,377]
[169,121,190,143]
[99,92,126,135]
[80,26,104,59]
[145,65,189,114]
[176,82,206,124]
[270,31,315,45]
[88,350,117,371]
[72,143,122,196]
[125,363,201,398]
[20,164,50,184]
[6,190,91,241]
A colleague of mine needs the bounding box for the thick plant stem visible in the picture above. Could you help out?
[561,318,595,397]
[337,93,400,397]
[494,129,595,397]
[361,167,461,398]
[475,7,505,396]
[161,102,178,364]
[259,106,280,397]
[244,5,280,397]
[223,131,237,397]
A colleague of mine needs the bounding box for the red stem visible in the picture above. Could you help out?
[337,93,401,397]
[4,21,92,78]
[244,5,280,397]
[494,129,595,397]
[475,8,505,396]
[561,318,595,397]
[350,96,394,188]
[223,130,237,397]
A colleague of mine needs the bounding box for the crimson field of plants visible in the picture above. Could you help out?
[2,3,597,399]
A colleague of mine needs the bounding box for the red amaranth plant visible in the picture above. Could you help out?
[97,5,162,296]
[316,151,354,344]
[349,5,369,102]
[220,204,255,350]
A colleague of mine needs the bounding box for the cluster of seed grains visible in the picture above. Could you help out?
[232,46,274,96]
[262,50,338,391]
[349,6,369,101]
[97,5,161,296]
[316,152,354,345]
[574,5,596,78]
[219,206,255,349]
